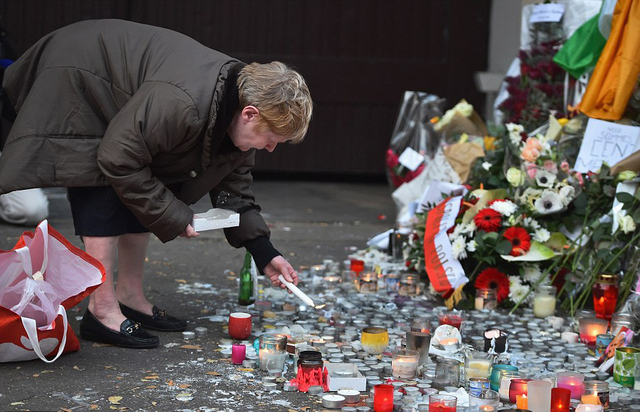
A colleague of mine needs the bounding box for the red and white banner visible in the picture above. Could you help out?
[423,196,468,294]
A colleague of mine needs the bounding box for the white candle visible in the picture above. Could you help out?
[475,296,485,310]
[392,358,419,379]
[561,331,579,343]
[547,316,564,329]
[575,405,604,412]
[259,350,287,371]
[533,295,556,318]
[278,275,315,307]
[466,359,492,378]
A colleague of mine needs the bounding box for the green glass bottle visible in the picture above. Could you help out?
[238,251,256,305]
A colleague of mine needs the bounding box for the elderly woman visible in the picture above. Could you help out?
[0,19,312,348]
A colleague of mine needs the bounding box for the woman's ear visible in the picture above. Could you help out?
[241,105,260,122]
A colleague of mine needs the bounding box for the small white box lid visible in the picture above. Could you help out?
[192,208,240,232]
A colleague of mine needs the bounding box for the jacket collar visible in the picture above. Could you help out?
[202,61,246,168]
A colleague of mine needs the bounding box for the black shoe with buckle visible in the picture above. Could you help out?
[79,310,159,349]
[119,303,188,332]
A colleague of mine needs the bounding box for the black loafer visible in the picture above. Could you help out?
[119,303,188,332]
[79,310,159,349]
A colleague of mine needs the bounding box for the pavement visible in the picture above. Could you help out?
[0,180,397,412]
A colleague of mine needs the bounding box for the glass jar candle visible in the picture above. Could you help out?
[391,349,420,379]
[579,317,609,347]
[398,273,420,296]
[592,273,618,321]
[438,312,463,330]
[475,288,498,311]
[373,384,394,412]
[406,331,431,366]
[611,312,635,336]
[465,350,493,381]
[259,334,288,371]
[385,272,400,292]
[509,378,531,403]
[581,380,609,408]
[533,285,557,318]
[556,372,585,399]
[357,271,378,293]
[498,371,522,401]
[550,387,571,412]
[428,393,457,412]
[470,389,500,411]
[489,364,518,391]
[361,327,389,355]
[433,358,460,389]
[528,380,552,412]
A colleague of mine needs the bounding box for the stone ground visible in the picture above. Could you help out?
[0,180,396,412]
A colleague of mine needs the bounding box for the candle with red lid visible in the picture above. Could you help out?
[438,312,463,330]
[593,273,618,320]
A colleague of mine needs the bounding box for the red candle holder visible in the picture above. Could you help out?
[509,378,531,403]
[593,273,618,321]
[373,384,394,412]
[350,259,365,274]
[550,387,571,412]
[438,312,463,330]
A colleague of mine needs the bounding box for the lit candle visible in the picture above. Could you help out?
[479,406,495,412]
[556,372,585,400]
[440,337,459,345]
[391,349,419,379]
[516,394,528,409]
[373,384,394,412]
[578,317,609,347]
[580,393,601,405]
[466,359,492,378]
[575,405,604,412]
[550,387,571,412]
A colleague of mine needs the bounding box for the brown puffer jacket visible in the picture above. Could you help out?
[0,19,272,250]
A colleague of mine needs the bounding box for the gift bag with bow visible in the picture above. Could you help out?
[0,220,104,362]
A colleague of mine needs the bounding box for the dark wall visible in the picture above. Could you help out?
[1,0,490,177]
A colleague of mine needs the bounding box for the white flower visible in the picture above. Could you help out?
[466,240,477,252]
[534,190,564,214]
[490,199,517,217]
[523,217,541,230]
[523,265,542,283]
[617,212,637,234]
[533,227,551,243]
[451,236,468,260]
[482,161,492,171]
[506,167,525,187]
[448,225,465,241]
[535,170,557,188]
[434,100,473,131]
[509,282,530,304]
[519,187,543,208]
[558,185,576,206]
[461,221,477,234]
[506,123,524,134]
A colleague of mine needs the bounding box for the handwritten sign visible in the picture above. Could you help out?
[398,147,424,172]
[529,3,565,23]
[423,196,468,294]
[574,118,640,173]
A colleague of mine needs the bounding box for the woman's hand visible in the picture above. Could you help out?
[263,256,298,289]
[178,224,200,238]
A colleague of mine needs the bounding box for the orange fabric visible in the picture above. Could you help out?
[580,0,640,120]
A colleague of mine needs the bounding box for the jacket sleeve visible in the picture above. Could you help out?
[97,82,204,242]
[210,153,281,271]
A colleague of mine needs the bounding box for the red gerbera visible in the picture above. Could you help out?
[473,208,502,232]
[474,268,510,303]
[503,226,531,256]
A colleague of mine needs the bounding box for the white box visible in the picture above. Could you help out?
[325,363,367,392]
[191,208,239,232]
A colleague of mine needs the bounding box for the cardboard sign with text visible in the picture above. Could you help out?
[423,196,468,294]
[574,119,640,173]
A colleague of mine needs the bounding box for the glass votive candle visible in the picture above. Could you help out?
[556,372,585,399]
[550,387,571,412]
[581,379,609,407]
[361,327,389,355]
[465,351,493,381]
[231,344,246,365]
[385,272,400,292]
[533,285,557,318]
[469,389,500,411]
[398,273,420,296]
[391,349,420,379]
[592,273,618,321]
[499,371,522,401]
[508,378,531,403]
[428,393,457,412]
[489,364,518,391]
[475,288,498,310]
[579,317,609,347]
[438,312,463,330]
[406,331,431,366]
[259,334,288,371]
[433,358,460,389]
[357,271,378,293]
[373,384,394,412]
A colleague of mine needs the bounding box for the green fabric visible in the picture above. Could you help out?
[553,14,607,78]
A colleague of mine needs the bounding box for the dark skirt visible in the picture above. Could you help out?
[67,186,149,236]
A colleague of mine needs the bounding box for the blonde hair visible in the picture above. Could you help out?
[238,62,312,144]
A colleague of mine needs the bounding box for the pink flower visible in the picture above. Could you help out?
[526,163,538,179]
[521,146,540,162]
[543,160,558,174]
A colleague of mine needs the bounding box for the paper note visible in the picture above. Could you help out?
[191,208,239,232]
[574,119,640,173]
[529,3,565,23]
[398,147,424,172]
